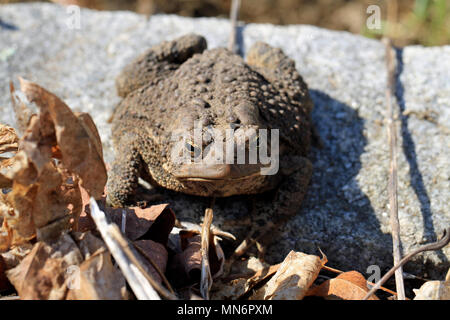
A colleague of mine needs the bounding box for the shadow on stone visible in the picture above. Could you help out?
[0,19,18,31]
[235,24,245,57]
[394,48,448,266]
[275,89,394,275]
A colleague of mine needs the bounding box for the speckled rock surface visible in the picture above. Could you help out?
[0,3,449,279]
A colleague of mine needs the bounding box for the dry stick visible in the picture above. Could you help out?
[383,37,406,300]
[363,228,450,300]
[227,0,241,53]
[200,206,214,300]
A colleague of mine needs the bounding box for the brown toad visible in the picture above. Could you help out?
[107,34,313,214]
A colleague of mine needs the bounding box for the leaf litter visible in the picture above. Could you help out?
[0,78,448,300]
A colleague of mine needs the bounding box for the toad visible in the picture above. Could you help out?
[107,34,313,218]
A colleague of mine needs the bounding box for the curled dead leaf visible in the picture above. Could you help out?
[0,172,11,189]
[77,188,176,245]
[0,254,11,292]
[0,79,108,251]
[306,271,379,300]
[211,278,248,300]
[0,123,19,188]
[10,81,35,134]
[0,124,18,154]
[0,242,33,270]
[250,251,325,300]
[66,250,127,300]
[3,155,82,244]
[66,232,127,300]
[134,239,168,285]
[211,258,275,300]
[6,234,83,300]
[107,203,176,243]
[167,229,224,288]
[414,268,450,300]
[17,78,107,199]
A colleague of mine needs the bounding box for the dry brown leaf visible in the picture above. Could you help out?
[18,78,107,199]
[250,251,324,300]
[0,124,18,154]
[168,230,224,288]
[212,256,273,300]
[413,281,450,300]
[181,232,224,279]
[107,203,176,243]
[178,234,203,281]
[74,112,103,160]
[134,239,168,285]
[0,223,12,253]
[1,154,37,245]
[414,268,450,300]
[66,252,126,300]
[0,254,11,292]
[0,172,12,189]
[220,263,281,300]
[71,231,105,258]
[306,270,379,300]
[0,242,33,269]
[77,189,176,244]
[211,257,273,300]
[1,150,38,185]
[246,263,280,289]
[20,115,53,176]
[76,185,97,232]
[10,81,35,134]
[211,278,248,300]
[66,249,127,300]
[0,156,14,189]
[3,156,82,244]
[70,230,127,299]
[0,79,108,251]
[6,230,126,300]
[6,234,83,299]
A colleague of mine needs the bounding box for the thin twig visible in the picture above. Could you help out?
[200,206,214,300]
[227,0,241,53]
[363,228,450,300]
[383,36,405,300]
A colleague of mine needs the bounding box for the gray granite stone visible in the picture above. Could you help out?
[0,3,449,279]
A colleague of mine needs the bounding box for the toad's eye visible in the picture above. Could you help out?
[185,142,201,158]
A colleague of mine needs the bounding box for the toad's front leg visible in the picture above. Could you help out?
[106,134,143,207]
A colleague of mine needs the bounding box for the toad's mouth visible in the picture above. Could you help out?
[173,163,264,181]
